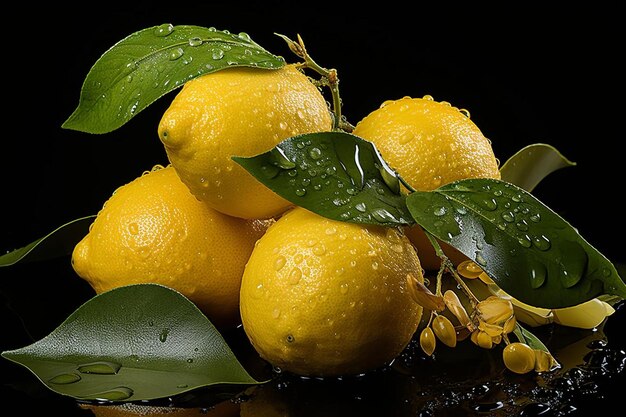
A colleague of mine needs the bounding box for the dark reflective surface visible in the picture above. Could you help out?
[2,3,624,416]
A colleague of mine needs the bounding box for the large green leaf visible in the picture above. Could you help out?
[62,24,285,134]
[0,215,95,267]
[500,143,575,192]
[406,179,626,308]
[233,132,413,226]
[2,284,261,402]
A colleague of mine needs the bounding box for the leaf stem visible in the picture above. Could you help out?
[424,230,480,305]
[276,33,354,132]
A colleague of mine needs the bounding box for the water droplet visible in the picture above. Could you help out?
[237,32,251,41]
[532,235,551,251]
[529,262,547,289]
[309,147,322,160]
[602,268,612,277]
[518,235,532,248]
[455,206,468,215]
[475,252,487,266]
[302,178,311,186]
[313,245,326,256]
[128,222,139,235]
[274,256,286,271]
[530,213,542,223]
[169,47,184,61]
[325,227,337,235]
[260,164,280,179]
[559,241,588,288]
[48,373,81,385]
[516,220,529,231]
[94,387,134,401]
[186,358,194,363]
[186,37,203,47]
[433,206,447,216]
[355,202,367,212]
[501,211,515,222]
[177,384,189,388]
[154,23,174,37]
[182,55,193,65]
[295,188,307,196]
[371,208,398,223]
[288,268,302,285]
[159,328,169,342]
[211,48,225,60]
[340,283,349,294]
[481,198,498,210]
[77,361,122,375]
[272,308,281,319]
[512,194,523,203]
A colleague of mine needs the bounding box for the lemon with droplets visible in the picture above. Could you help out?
[71,165,268,328]
[158,64,333,219]
[239,207,424,376]
[353,96,501,269]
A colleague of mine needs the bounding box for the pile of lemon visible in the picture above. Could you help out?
[71,63,611,378]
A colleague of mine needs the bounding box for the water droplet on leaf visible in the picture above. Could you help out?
[77,361,122,375]
[48,373,81,385]
[155,23,174,37]
[168,47,184,61]
[188,37,203,47]
[95,387,134,401]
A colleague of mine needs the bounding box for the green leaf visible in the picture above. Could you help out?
[406,178,626,308]
[0,215,95,267]
[500,143,576,192]
[62,24,285,134]
[513,323,551,353]
[233,132,413,226]
[1,284,261,402]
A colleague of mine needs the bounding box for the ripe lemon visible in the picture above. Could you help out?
[240,207,424,376]
[352,96,501,269]
[158,64,333,219]
[71,165,268,328]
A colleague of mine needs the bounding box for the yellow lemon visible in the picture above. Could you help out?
[158,64,333,219]
[240,207,424,376]
[353,96,501,269]
[71,165,268,328]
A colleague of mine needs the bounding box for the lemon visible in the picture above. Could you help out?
[240,207,424,376]
[71,165,268,328]
[158,64,333,219]
[353,96,501,269]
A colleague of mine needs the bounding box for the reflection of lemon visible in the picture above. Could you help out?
[72,165,268,328]
[158,64,333,219]
[353,96,500,270]
[82,400,240,417]
[240,207,424,376]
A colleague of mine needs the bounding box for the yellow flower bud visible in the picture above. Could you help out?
[406,274,445,311]
[477,296,514,325]
[474,330,494,349]
[443,290,473,329]
[553,298,615,330]
[503,343,536,374]
[457,260,483,279]
[432,315,457,347]
[420,327,436,356]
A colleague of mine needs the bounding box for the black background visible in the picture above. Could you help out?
[1,2,624,415]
